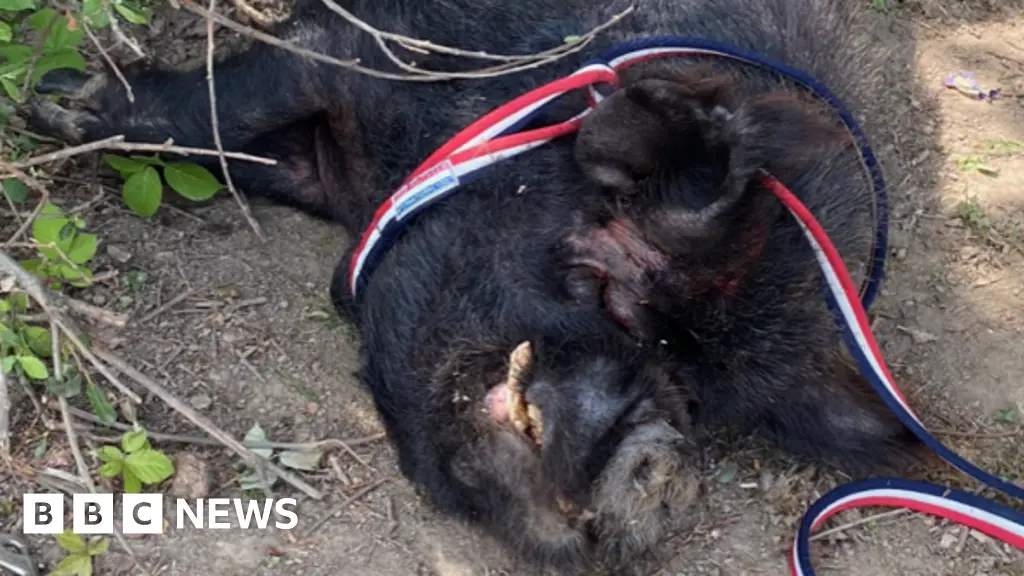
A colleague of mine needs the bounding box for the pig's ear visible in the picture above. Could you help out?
[574,77,732,196]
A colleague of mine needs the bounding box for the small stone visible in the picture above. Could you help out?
[189,394,212,410]
[106,245,132,263]
[169,452,210,500]
[939,531,958,549]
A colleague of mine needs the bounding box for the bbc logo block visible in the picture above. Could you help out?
[22,493,298,534]
[24,493,163,535]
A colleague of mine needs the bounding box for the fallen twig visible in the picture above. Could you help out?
[67,297,129,328]
[51,327,154,576]
[809,509,910,542]
[301,477,389,538]
[13,135,278,170]
[204,0,265,239]
[183,2,634,82]
[233,0,274,27]
[0,250,143,403]
[83,21,135,103]
[2,162,51,246]
[92,346,324,500]
[137,287,197,325]
[64,402,386,450]
[103,0,146,59]
[0,361,9,457]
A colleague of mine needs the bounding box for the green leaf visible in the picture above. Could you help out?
[103,154,147,179]
[82,0,108,28]
[1,356,15,374]
[32,202,68,245]
[67,267,93,288]
[96,445,123,463]
[0,326,23,349]
[0,77,21,103]
[124,448,174,484]
[49,553,91,576]
[17,354,47,379]
[0,299,8,313]
[163,162,223,201]
[2,178,27,203]
[0,23,11,44]
[121,469,141,493]
[66,233,97,264]
[97,459,122,478]
[0,0,34,11]
[55,530,87,554]
[86,384,117,425]
[113,3,148,24]
[121,428,147,453]
[27,9,84,53]
[122,166,161,218]
[243,422,272,459]
[21,325,50,357]
[57,262,87,281]
[129,155,165,167]
[29,49,86,89]
[45,372,82,398]
[86,537,108,556]
[278,448,323,471]
[33,435,48,458]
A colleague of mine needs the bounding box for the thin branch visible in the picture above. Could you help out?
[809,509,910,542]
[301,477,388,538]
[182,3,635,82]
[205,0,265,239]
[13,134,278,170]
[51,327,154,575]
[64,402,386,450]
[103,0,145,59]
[0,249,143,403]
[0,357,9,457]
[92,346,324,500]
[3,163,51,246]
[52,327,91,488]
[83,21,135,103]
[232,0,274,27]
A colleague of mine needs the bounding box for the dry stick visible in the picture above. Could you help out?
[318,0,598,78]
[0,361,9,457]
[232,0,274,27]
[92,347,324,500]
[204,0,265,239]
[65,403,386,450]
[103,0,145,59]
[809,509,911,542]
[2,163,51,246]
[50,328,154,576]
[301,478,388,538]
[82,21,135,103]
[183,3,633,82]
[137,287,197,324]
[13,135,278,170]
[67,297,129,328]
[0,250,143,403]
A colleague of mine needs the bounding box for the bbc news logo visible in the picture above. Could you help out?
[23,493,299,534]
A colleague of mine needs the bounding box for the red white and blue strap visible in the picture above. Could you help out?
[347,37,889,305]
[765,175,1024,574]
[344,35,1024,573]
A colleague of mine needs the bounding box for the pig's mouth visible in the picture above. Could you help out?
[485,341,545,448]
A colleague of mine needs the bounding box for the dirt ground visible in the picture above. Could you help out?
[2,0,1024,574]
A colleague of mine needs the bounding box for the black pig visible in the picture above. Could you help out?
[26,0,920,571]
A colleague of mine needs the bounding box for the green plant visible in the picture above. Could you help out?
[103,154,225,218]
[21,201,98,289]
[96,426,175,493]
[50,530,108,576]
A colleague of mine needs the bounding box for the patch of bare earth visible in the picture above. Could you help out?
[2,1,1024,575]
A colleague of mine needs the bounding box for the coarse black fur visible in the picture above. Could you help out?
[26,0,924,571]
